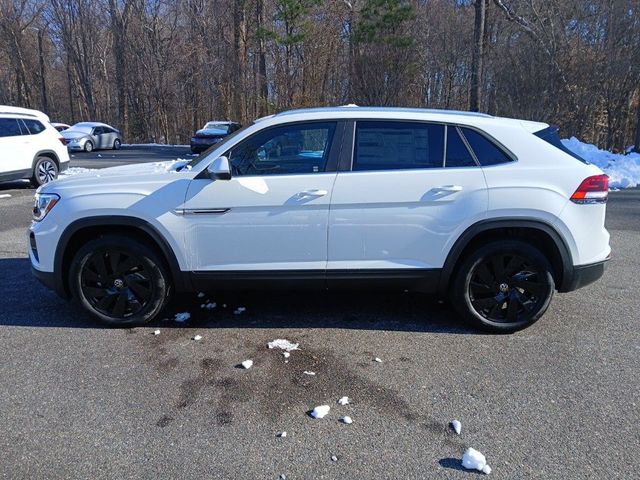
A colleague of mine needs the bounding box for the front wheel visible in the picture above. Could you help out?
[69,235,171,326]
[84,140,94,152]
[450,240,555,333]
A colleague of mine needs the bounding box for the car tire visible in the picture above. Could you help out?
[113,139,121,150]
[450,240,555,333]
[84,141,94,152]
[31,156,58,187]
[69,235,172,326]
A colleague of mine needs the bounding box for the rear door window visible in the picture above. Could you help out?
[0,118,23,137]
[353,121,444,171]
[445,127,477,167]
[460,127,512,166]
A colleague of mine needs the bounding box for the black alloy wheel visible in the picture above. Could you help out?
[81,249,153,318]
[70,235,170,326]
[452,240,555,332]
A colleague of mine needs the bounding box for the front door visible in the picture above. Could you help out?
[183,121,341,273]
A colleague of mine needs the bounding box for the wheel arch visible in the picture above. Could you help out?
[439,219,574,295]
[54,216,190,298]
[32,150,60,169]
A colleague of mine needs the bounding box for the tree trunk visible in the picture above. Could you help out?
[470,0,487,112]
[634,92,640,152]
[256,0,268,116]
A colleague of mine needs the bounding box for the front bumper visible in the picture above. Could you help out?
[560,258,608,292]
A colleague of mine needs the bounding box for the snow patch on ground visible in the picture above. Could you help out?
[451,419,461,435]
[0,194,11,199]
[268,339,300,352]
[59,167,96,177]
[192,334,202,341]
[241,360,253,369]
[310,405,330,419]
[462,448,491,474]
[174,312,190,322]
[340,416,353,424]
[153,329,160,336]
[562,137,640,188]
[338,396,349,405]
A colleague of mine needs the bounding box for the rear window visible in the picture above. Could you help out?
[353,121,444,171]
[460,127,513,166]
[22,119,46,134]
[0,118,23,137]
[534,126,588,164]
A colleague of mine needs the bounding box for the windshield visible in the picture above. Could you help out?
[203,122,231,133]
[534,126,588,164]
[68,124,93,134]
[188,122,254,168]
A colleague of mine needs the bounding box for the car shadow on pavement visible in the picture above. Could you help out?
[0,257,478,334]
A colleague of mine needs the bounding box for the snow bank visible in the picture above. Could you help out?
[562,137,640,189]
[59,167,96,177]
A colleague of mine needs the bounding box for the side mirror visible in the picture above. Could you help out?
[207,156,231,180]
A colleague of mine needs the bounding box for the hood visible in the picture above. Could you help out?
[39,160,193,194]
[61,130,90,140]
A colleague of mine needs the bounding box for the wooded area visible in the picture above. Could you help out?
[1,0,639,150]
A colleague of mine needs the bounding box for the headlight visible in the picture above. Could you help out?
[33,193,60,222]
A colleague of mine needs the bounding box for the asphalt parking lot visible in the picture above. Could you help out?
[0,148,638,479]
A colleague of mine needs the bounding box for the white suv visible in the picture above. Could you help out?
[0,106,70,186]
[29,107,610,332]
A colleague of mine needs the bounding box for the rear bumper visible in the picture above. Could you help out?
[560,259,608,292]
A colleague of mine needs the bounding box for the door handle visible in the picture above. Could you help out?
[298,189,328,197]
[433,185,463,192]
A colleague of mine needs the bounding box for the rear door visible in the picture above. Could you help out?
[327,120,488,280]
[0,118,31,176]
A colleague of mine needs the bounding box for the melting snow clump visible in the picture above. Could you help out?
[0,194,11,199]
[277,431,287,438]
[462,448,491,474]
[283,352,290,358]
[197,292,205,298]
[340,416,353,424]
[374,357,382,363]
[303,371,316,376]
[153,330,160,336]
[268,339,300,352]
[174,312,191,322]
[331,455,338,462]
[203,302,216,310]
[310,405,330,419]
[241,360,253,369]
[192,335,202,341]
[451,419,461,435]
[338,396,349,405]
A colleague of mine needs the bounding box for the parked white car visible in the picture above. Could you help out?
[29,107,610,332]
[0,106,70,186]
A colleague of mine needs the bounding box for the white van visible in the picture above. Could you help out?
[0,106,70,186]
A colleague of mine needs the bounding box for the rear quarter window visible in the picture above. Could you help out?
[22,119,46,134]
[460,127,513,166]
[534,126,587,163]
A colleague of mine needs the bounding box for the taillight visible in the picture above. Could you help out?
[570,174,608,204]
[58,137,66,145]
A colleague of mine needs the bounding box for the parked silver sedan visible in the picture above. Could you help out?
[61,122,123,152]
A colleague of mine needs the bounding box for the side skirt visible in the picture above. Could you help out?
[189,269,442,293]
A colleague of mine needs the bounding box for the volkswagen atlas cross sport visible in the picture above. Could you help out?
[29,107,610,332]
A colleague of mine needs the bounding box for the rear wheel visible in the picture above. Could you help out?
[31,156,58,186]
[69,235,171,326]
[451,240,555,333]
[113,139,121,150]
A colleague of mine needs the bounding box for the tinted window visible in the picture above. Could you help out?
[0,118,23,137]
[446,127,477,167]
[354,121,444,171]
[534,126,587,163]
[228,122,336,176]
[23,119,46,134]
[93,127,104,135]
[460,127,512,166]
